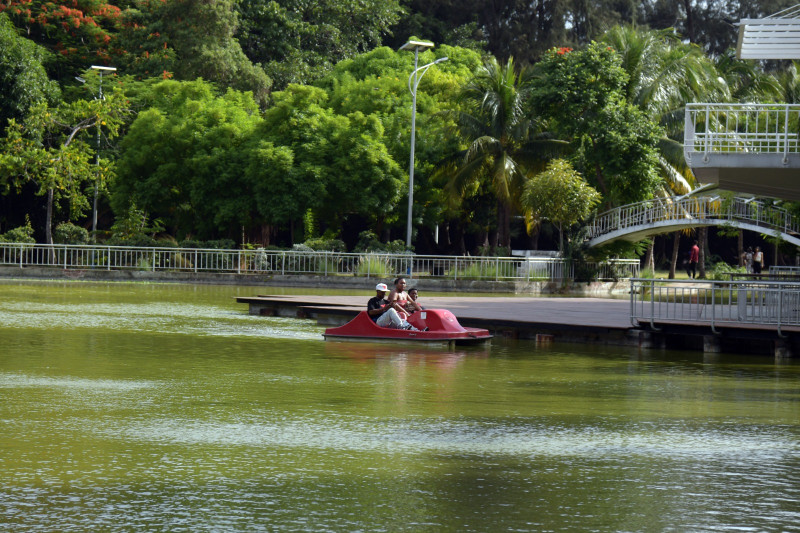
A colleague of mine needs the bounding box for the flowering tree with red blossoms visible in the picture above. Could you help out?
[0,0,121,78]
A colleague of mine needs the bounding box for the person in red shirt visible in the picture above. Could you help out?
[688,240,700,279]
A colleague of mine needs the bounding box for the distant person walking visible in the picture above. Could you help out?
[753,246,764,274]
[687,240,700,279]
[745,247,754,274]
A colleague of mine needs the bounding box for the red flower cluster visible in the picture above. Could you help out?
[556,47,572,55]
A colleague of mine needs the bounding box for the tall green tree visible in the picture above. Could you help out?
[601,25,727,195]
[522,159,602,251]
[0,13,60,135]
[259,84,404,238]
[530,42,663,206]
[601,26,727,277]
[714,49,781,103]
[112,79,270,238]
[117,0,271,106]
[0,93,126,244]
[237,0,403,90]
[318,44,481,245]
[438,56,564,248]
[0,0,122,81]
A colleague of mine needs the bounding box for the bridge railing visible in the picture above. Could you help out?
[685,103,800,161]
[0,243,639,281]
[630,278,800,335]
[770,265,800,274]
[589,195,800,240]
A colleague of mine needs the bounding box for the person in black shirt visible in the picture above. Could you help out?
[367,283,418,330]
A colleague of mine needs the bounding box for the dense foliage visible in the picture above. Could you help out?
[0,0,798,261]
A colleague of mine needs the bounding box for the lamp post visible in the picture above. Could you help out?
[90,65,116,242]
[399,40,448,249]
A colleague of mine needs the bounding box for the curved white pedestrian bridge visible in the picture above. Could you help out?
[587,195,800,247]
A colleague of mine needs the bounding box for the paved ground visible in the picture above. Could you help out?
[245,294,634,329]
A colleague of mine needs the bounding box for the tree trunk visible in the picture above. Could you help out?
[456,225,466,255]
[669,231,680,279]
[497,199,511,249]
[774,240,779,268]
[643,237,655,274]
[528,226,539,250]
[260,224,271,247]
[737,230,744,267]
[45,188,54,245]
[698,227,707,278]
[683,0,696,43]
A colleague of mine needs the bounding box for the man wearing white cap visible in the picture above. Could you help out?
[367,283,419,330]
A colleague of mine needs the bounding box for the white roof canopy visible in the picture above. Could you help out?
[737,4,800,59]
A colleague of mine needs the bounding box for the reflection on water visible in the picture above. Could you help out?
[1,280,799,531]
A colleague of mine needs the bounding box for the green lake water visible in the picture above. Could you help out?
[1,280,799,531]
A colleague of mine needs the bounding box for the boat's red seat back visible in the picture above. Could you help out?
[407,309,466,333]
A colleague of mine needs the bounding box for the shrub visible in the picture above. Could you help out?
[477,245,511,257]
[53,222,89,245]
[303,237,347,252]
[708,262,746,281]
[354,230,407,253]
[178,239,204,248]
[205,239,235,250]
[179,239,235,250]
[105,234,160,247]
[1,217,35,244]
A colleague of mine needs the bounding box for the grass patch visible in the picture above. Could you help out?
[446,261,518,280]
[357,255,390,277]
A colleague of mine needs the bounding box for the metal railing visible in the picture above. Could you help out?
[0,243,640,281]
[589,195,800,241]
[630,278,800,336]
[685,103,800,161]
[770,265,800,274]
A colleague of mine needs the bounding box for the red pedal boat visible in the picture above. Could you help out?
[323,309,492,345]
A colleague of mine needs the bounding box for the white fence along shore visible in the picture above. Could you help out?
[0,243,639,281]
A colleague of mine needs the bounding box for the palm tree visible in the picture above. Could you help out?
[436,57,564,249]
[601,26,728,277]
[778,61,800,104]
[714,49,782,103]
[602,26,726,196]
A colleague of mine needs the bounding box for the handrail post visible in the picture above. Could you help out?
[630,278,637,327]
[649,279,660,331]
[784,104,790,163]
[710,283,717,334]
[704,104,711,161]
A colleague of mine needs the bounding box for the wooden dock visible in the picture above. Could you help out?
[237,294,797,356]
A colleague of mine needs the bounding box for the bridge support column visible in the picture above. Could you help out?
[775,338,794,359]
[628,329,664,349]
[703,334,721,353]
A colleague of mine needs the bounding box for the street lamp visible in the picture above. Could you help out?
[90,65,116,241]
[399,40,448,249]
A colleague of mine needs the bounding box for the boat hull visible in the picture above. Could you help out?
[323,309,492,345]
